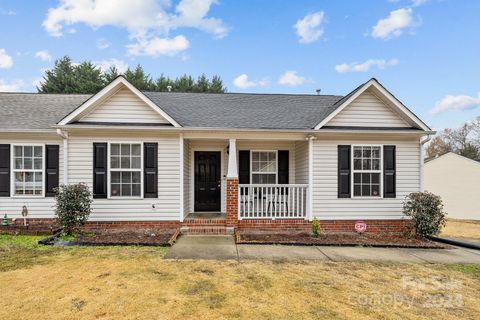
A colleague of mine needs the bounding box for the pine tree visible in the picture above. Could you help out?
[104,66,120,84]
[74,61,105,94]
[38,56,77,93]
[123,65,155,91]
[209,75,226,93]
[194,74,210,93]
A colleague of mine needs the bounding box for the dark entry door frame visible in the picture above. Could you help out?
[194,151,222,212]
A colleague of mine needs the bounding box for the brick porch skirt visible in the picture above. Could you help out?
[238,219,412,234]
[1,218,411,234]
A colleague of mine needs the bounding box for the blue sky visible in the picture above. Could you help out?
[0,0,479,130]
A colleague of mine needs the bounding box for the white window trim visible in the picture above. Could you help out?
[250,150,278,184]
[10,143,46,198]
[107,142,144,199]
[351,144,383,199]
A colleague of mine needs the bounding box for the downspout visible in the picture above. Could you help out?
[419,135,432,192]
[56,129,69,185]
[307,135,316,221]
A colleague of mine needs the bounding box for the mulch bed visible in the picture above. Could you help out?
[236,231,449,249]
[75,228,180,246]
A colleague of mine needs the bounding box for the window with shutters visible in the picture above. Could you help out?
[352,145,382,197]
[251,151,277,184]
[109,143,143,197]
[12,145,44,196]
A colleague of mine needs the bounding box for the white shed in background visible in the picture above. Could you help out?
[424,152,480,220]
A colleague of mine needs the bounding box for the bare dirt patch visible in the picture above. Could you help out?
[237,231,448,248]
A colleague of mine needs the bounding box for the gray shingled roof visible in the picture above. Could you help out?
[0,91,344,130]
[144,92,343,129]
[0,93,90,130]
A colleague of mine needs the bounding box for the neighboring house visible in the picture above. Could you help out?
[0,77,434,234]
[424,152,480,220]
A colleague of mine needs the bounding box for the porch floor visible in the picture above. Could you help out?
[185,212,225,220]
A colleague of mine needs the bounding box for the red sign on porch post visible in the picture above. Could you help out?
[355,221,367,233]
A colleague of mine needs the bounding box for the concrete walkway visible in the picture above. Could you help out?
[164,235,480,264]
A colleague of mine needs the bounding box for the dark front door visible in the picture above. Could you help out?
[194,151,221,212]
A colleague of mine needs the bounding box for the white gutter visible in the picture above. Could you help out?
[51,124,436,135]
[419,135,432,191]
[56,129,69,185]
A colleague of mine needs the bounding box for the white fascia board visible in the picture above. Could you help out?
[314,79,431,131]
[57,76,181,127]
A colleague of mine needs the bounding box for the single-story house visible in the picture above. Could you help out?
[0,76,434,234]
[425,152,480,220]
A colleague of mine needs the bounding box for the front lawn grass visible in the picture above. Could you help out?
[1,235,479,319]
[441,219,480,240]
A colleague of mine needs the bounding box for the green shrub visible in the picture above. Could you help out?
[403,191,447,237]
[312,218,321,238]
[54,184,93,236]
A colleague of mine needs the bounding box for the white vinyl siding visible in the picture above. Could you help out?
[68,133,180,221]
[327,90,410,128]
[79,88,170,124]
[312,137,420,220]
[0,135,63,219]
[295,140,309,184]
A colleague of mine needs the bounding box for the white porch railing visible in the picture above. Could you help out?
[238,184,308,219]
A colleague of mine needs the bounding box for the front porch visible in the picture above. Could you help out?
[181,135,314,233]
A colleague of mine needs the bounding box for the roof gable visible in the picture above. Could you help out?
[324,88,410,128]
[314,78,431,131]
[57,76,181,127]
[425,152,480,167]
[79,87,170,124]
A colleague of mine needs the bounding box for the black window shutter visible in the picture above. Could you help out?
[0,144,10,197]
[93,143,107,198]
[238,150,250,184]
[338,145,351,198]
[45,145,59,197]
[383,145,396,198]
[144,143,158,198]
[278,150,289,184]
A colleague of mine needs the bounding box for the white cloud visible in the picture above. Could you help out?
[428,93,480,115]
[371,8,414,39]
[335,59,399,73]
[294,11,325,44]
[42,0,227,56]
[35,50,52,62]
[94,58,129,73]
[0,49,13,69]
[0,79,24,92]
[411,0,427,7]
[97,38,110,49]
[0,9,16,16]
[127,35,189,56]
[233,74,269,89]
[278,71,305,87]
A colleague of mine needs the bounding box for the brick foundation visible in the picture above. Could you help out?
[1,217,412,235]
[226,178,238,228]
[238,219,412,234]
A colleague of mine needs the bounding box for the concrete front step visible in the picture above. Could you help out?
[180,226,234,235]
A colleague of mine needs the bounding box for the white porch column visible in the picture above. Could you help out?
[179,133,184,221]
[307,135,315,221]
[227,138,238,178]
